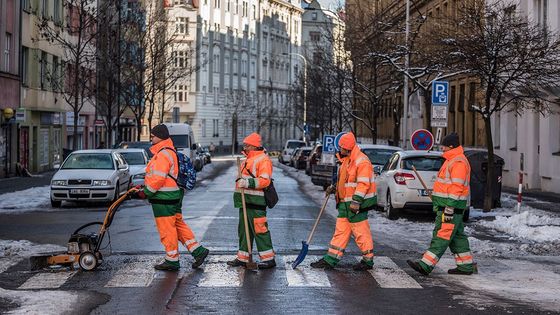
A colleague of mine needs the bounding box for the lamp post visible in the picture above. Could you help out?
[283,52,308,143]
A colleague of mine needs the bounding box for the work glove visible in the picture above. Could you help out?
[442,206,454,222]
[236,178,249,188]
[325,185,336,196]
[133,185,146,199]
[349,200,361,213]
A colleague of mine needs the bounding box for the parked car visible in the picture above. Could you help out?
[294,147,313,170]
[116,141,153,159]
[201,147,212,164]
[289,148,303,167]
[360,144,403,172]
[280,140,306,164]
[194,143,211,165]
[164,123,203,172]
[375,151,447,220]
[50,150,131,207]
[306,143,322,175]
[115,148,149,188]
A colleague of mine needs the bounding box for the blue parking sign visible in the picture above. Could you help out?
[432,81,449,105]
[322,135,336,154]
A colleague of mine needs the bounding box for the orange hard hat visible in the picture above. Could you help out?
[338,132,356,150]
[243,132,262,147]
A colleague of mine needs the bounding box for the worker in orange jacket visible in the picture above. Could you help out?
[136,124,209,271]
[227,133,276,269]
[311,132,376,271]
[407,132,475,276]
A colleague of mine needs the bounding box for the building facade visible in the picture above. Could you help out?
[157,0,304,151]
[0,0,20,177]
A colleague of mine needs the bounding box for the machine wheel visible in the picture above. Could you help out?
[79,251,98,271]
[384,192,400,220]
[51,199,62,208]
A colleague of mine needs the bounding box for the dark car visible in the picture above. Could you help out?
[294,147,313,170]
[306,143,322,175]
[116,141,153,158]
[290,148,302,168]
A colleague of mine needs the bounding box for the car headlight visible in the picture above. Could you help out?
[92,180,111,186]
[132,174,145,180]
[51,180,67,186]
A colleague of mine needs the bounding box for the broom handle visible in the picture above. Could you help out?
[412,165,432,200]
[306,193,330,244]
[237,157,253,260]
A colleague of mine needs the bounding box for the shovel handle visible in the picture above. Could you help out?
[237,157,253,261]
[412,165,432,200]
[306,193,330,244]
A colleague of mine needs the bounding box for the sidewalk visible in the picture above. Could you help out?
[0,171,55,195]
[503,186,560,213]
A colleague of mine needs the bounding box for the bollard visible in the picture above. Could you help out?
[517,172,523,213]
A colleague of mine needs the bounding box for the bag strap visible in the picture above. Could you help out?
[157,146,179,182]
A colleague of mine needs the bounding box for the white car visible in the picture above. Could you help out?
[115,148,149,188]
[280,140,306,164]
[50,150,131,207]
[359,144,403,170]
[375,151,445,220]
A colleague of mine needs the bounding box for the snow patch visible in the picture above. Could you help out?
[0,239,65,273]
[478,211,560,243]
[0,186,51,213]
[0,288,80,315]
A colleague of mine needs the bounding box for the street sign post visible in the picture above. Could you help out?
[431,81,449,128]
[410,129,434,151]
[321,134,336,165]
[435,127,443,144]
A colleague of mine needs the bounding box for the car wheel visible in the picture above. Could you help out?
[463,208,470,222]
[51,198,62,208]
[384,191,400,220]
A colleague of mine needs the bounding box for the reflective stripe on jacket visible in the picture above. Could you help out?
[336,146,377,211]
[144,138,181,202]
[432,146,471,209]
[233,150,273,208]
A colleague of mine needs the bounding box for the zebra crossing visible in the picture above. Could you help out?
[12,255,427,291]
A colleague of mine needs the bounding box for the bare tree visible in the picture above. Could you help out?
[35,0,98,150]
[440,0,560,211]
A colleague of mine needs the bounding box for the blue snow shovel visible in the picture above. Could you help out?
[292,193,331,269]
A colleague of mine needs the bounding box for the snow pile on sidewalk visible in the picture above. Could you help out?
[0,239,64,273]
[478,211,560,243]
[0,288,80,315]
[0,186,50,213]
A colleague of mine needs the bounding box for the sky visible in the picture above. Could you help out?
[317,0,344,10]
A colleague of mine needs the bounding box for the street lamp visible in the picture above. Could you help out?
[283,52,308,143]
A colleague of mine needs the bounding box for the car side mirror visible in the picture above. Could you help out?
[373,166,382,175]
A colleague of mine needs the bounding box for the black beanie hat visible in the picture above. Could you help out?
[441,132,460,148]
[151,124,169,140]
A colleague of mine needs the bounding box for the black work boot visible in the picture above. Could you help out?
[353,260,373,271]
[154,260,180,271]
[407,260,429,276]
[257,259,276,269]
[192,248,210,269]
[310,258,334,269]
[448,268,473,275]
[226,258,246,267]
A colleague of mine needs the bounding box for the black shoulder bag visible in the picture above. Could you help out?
[245,166,279,209]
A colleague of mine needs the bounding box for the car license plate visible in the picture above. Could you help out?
[420,189,431,197]
[71,189,90,194]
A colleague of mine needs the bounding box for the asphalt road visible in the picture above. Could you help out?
[0,158,555,314]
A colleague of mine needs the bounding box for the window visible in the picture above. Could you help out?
[202,53,207,71]
[226,0,230,11]
[4,33,11,72]
[213,53,220,72]
[235,0,239,14]
[449,85,456,112]
[458,83,465,112]
[53,0,61,23]
[176,17,188,35]
[310,31,321,42]
[40,51,48,90]
[23,0,30,12]
[175,50,188,68]
[250,61,255,78]
[201,119,207,137]
[213,119,219,137]
[242,1,247,17]
[468,82,476,111]
[214,0,220,8]
[175,85,188,102]
[52,56,59,90]
[172,107,180,123]
[22,47,29,86]
[213,86,219,104]
[42,0,48,18]
[224,119,229,137]
[224,55,229,74]
[252,5,256,19]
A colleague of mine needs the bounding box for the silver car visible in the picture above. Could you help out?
[50,150,131,207]
[115,148,149,188]
[375,151,444,220]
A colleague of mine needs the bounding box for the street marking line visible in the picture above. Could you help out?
[432,257,456,275]
[197,255,245,287]
[284,255,331,287]
[105,261,156,288]
[19,271,77,289]
[360,256,423,289]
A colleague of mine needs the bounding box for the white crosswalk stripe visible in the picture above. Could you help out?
[19,271,77,289]
[197,255,245,287]
[284,255,331,287]
[105,261,156,288]
[362,256,423,289]
[13,255,423,290]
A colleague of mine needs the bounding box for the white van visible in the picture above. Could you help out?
[163,123,203,171]
[280,139,306,164]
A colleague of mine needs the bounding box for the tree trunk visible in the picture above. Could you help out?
[483,115,495,212]
[136,119,142,141]
[73,110,79,150]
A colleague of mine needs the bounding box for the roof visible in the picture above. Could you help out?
[360,144,403,151]
[398,150,443,158]
[114,148,147,153]
[69,149,115,154]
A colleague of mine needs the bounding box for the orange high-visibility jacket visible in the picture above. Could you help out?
[144,138,181,202]
[432,146,471,210]
[233,150,273,209]
[336,146,377,211]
